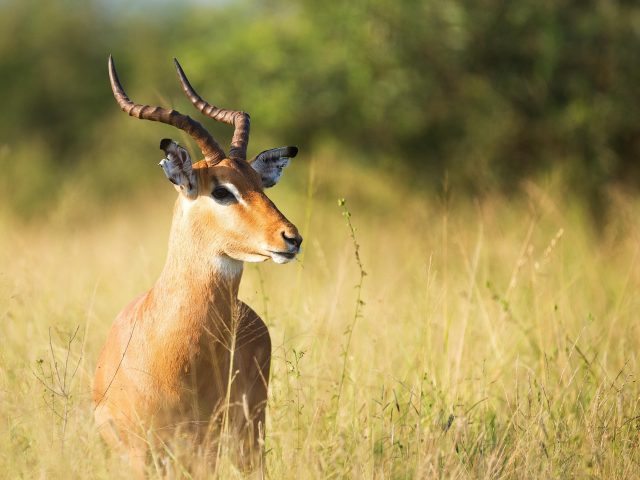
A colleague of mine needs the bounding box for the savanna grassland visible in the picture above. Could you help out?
[1,153,640,479]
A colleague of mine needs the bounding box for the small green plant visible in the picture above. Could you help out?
[335,198,366,419]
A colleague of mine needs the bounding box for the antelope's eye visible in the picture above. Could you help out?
[212,186,234,202]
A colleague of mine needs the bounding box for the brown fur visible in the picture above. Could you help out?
[92,158,299,476]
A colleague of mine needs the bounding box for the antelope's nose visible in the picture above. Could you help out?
[282,228,303,250]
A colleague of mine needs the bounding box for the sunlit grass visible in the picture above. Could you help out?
[1,155,640,478]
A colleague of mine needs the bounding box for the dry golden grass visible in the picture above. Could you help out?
[1,155,640,478]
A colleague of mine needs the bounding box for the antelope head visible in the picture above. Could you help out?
[108,56,302,266]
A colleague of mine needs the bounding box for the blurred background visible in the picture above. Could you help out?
[1,0,639,220]
[3,2,640,476]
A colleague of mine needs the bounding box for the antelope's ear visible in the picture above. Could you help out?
[250,146,298,188]
[159,139,198,198]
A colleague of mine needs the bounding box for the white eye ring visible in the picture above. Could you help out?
[211,183,245,206]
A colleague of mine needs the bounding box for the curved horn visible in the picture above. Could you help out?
[108,55,227,164]
[174,58,250,161]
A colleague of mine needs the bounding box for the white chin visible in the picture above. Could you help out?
[228,252,269,263]
[271,253,296,264]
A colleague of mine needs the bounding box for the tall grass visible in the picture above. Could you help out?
[1,155,640,478]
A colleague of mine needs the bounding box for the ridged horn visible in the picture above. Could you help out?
[174,58,250,161]
[108,55,227,164]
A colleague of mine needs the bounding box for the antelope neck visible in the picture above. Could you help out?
[152,199,244,326]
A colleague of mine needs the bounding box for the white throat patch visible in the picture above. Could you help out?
[212,255,243,278]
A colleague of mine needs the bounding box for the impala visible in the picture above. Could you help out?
[92,56,302,475]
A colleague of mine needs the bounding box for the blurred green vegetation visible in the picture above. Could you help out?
[1,0,639,217]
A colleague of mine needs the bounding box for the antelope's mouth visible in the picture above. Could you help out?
[269,250,297,264]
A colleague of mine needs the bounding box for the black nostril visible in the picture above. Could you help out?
[282,231,302,248]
